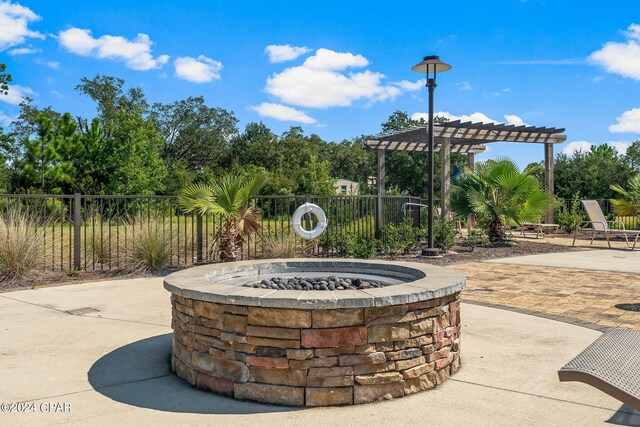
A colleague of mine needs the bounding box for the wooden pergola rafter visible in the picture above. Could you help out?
[365,120,567,234]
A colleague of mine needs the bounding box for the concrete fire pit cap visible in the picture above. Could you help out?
[163,258,465,309]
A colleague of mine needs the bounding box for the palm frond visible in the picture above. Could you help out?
[179,183,214,214]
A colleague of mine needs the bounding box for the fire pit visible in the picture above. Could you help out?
[164,259,465,406]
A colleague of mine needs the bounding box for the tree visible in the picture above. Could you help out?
[105,110,167,195]
[76,75,148,124]
[524,161,545,187]
[625,140,640,172]
[150,96,237,172]
[380,110,466,197]
[0,63,11,96]
[324,137,375,191]
[0,129,12,191]
[12,114,75,193]
[451,159,552,241]
[11,98,62,141]
[554,144,636,199]
[179,173,267,261]
[230,124,337,195]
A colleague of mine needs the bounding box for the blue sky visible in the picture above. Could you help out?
[2,0,640,168]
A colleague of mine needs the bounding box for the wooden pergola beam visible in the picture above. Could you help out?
[368,120,567,230]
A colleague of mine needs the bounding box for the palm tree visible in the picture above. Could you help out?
[451,159,552,242]
[610,175,640,216]
[179,173,267,262]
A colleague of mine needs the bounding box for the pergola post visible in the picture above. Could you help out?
[544,142,554,224]
[440,137,451,219]
[466,153,475,230]
[375,149,385,239]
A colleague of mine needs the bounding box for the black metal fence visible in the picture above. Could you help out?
[0,193,421,272]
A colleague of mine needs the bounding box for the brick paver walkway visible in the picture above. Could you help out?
[453,262,640,331]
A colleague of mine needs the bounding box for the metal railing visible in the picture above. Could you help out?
[0,193,420,272]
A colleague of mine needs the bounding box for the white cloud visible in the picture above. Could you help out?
[45,60,60,69]
[0,1,44,51]
[1,84,35,105]
[411,111,527,126]
[0,110,15,126]
[265,44,311,63]
[504,114,527,126]
[563,140,593,156]
[588,23,640,80]
[58,27,169,71]
[392,79,423,91]
[609,107,640,133]
[302,48,368,70]
[34,57,60,69]
[174,55,222,83]
[607,141,631,154]
[8,45,40,55]
[456,81,472,91]
[250,102,316,124]
[58,28,96,55]
[265,48,415,108]
[625,23,640,40]
[502,87,512,93]
[412,111,497,123]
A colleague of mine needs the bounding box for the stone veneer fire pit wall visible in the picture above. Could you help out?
[164,259,465,406]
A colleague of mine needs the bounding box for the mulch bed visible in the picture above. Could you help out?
[1,239,579,293]
[0,269,172,294]
[383,238,581,266]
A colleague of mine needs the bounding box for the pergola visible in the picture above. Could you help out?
[366,119,567,228]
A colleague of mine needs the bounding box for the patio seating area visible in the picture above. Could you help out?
[1,245,639,426]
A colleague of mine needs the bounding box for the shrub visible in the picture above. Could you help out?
[122,220,175,272]
[460,229,488,252]
[351,236,378,259]
[85,227,112,265]
[323,230,378,259]
[260,232,312,259]
[381,219,419,258]
[555,193,583,233]
[0,211,49,280]
[433,219,456,253]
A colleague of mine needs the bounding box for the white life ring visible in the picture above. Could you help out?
[291,203,328,240]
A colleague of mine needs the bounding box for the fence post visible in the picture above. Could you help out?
[196,213,203,263]
[73,193,81,270]
[411,197,420,228]
[304,194,312,231]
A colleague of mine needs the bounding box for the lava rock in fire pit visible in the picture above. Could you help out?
[244,277,384,291]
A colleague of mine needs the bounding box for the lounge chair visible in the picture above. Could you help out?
[520,222,560,238]
[558,329,640,411]
[572,200,640,249]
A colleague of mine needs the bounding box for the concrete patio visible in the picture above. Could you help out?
[485,248,640,274]
[1,275,638,426]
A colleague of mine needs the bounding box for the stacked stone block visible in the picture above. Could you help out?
[170,292,461,406]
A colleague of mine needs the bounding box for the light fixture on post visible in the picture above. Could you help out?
[411,55,451,257]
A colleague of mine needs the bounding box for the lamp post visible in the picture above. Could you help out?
[411,55,451,257]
